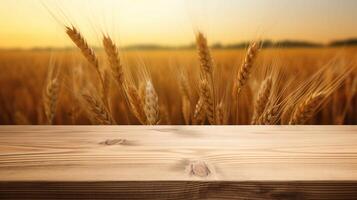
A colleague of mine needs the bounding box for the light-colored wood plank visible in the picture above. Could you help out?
[1,126,357,199]
[0,126,356,182]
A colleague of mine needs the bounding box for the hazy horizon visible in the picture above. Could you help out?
[1,0,357,48]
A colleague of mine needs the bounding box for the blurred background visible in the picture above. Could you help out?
[1,0,357,49]
[0,0,356,125]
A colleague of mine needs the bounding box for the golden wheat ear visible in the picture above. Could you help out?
[234,41,261,96]
[125,85,147,124]
[65,26,114,112]
[176,68,192,124]
[256,106,280,125]
[66,26,99,71]
[215,102,225,125]
[199,79,216,125]
[251,77,272,124]
[289,92,326,125]
[43,62,61,125]
[81,92,115,125]
[196,32,217,125]
[43,78,60,125]
[193,98,206,125]
[103,35,124,88]
[196,32,213,76]
[144,80,160,125]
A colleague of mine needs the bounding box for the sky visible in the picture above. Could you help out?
[1,0,357,49]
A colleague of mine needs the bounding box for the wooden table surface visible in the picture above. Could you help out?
[0,126,357,199]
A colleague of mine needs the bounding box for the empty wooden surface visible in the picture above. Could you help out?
[0,126,357,199]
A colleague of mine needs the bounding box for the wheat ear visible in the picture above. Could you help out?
[103,36,124,87]
[251,77,272,124]
[66,26,99,72]
[126,86,147,124]
[82,93,114,125]
[193,98,206,125]
[196,32,213,76]
[66,26,111,109]
[257,106,279,125]
[43,75,60,125]
[234,41,260,95]
[289,92,326,125]
[144,81,160,125]
[200,80,215,124]
[196,32,216,124]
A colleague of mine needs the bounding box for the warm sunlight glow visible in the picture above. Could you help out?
[1,0,357,48]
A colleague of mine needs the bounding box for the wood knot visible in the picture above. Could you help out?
[188,160,211,177]
[99,139,127,146]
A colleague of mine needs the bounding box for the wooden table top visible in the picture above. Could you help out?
[0,126,357,199]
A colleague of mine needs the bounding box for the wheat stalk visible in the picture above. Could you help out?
[257,106,279,125]
[178,69,192,99]
[126,85,147,124]
[193,98,206,125]
[196,32,215,102]
[66,26,110,108]
[289,92,326,125]
[234,41,260,95]
[81,93,114,125]
[144,81,160,125]
[251,77,272,124]
[196,32,213,77]
[196,32,217,124]
[200,79,215,124]
[43,75,60,124]
[66,26,99,72]
[103,36,124,87]
[177,69,192,124]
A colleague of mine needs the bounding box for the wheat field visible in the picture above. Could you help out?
[0,29,356,125]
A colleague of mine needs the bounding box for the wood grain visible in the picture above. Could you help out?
[0,126,357,199]
[1,181,357,200]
